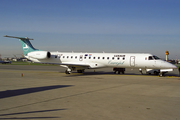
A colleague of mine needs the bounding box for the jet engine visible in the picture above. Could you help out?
[28,51,51,59]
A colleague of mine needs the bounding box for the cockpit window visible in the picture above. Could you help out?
[148,56,154,60]
[148,56,160,60]
[153,55,160,60]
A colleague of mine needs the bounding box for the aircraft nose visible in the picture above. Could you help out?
[171,64,177,69]
[166,62,177,69]
[160,60,177,69]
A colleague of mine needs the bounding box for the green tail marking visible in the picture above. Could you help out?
[20,39,40,56]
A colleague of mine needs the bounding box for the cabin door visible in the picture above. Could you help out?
[130,56,135,67]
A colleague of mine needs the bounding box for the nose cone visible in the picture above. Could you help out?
[158,60,177,69]
[165,61,177,69]
[171,64,177,69]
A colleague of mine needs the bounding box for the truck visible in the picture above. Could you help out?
[139,68,160,75]
[146,69,160,75]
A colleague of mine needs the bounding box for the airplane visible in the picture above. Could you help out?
[4,35,177,76]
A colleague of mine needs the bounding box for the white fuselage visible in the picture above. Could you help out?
[26,52,177,71]
[4,35,177,74]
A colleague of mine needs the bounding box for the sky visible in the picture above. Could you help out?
[0,0,180,59]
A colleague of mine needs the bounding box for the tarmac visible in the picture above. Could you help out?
[0,64,180,120]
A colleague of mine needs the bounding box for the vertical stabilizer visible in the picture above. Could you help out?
[4,35,40,56]
[19,39,38,55]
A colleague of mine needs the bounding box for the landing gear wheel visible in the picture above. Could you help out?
[154,71,159,75]
[65,70,70,74]
[159,72,165,77]
[77,70,84,73]
[154,71,157,75]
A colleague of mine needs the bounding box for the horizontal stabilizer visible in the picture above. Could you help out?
[4,35,33,40]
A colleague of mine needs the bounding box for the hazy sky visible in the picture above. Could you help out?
[0,0,180,59]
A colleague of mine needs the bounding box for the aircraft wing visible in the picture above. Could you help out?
[60,62,90,68]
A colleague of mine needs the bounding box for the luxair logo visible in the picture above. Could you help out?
[23,44,29,51]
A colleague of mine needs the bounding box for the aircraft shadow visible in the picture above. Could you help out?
[66,71,179,77]
[0,109,65,119]
[65,71,140,77]
[0,117,60,119]
[0,85,72,99]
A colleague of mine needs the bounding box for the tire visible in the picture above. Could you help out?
[154,71,157,75]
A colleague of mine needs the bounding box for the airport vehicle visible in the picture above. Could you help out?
[4,35,177,76]
[139,68,160,75]
[146,69,160,75]
[0,60,11,64]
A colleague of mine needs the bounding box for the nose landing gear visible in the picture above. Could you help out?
[159,72,167,77]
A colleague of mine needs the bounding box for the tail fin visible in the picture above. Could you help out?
[4,35,40,56]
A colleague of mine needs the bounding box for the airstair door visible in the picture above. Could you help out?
[130,56,135,67]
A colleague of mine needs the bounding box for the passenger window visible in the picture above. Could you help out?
[71,56,73,59]
[112,57,114,60]
[89,57,91,59]
[84,57,86,59]
[107,57,109,60]
[98,57,100,59]
[75,56,77,59]
[94,57,96,59]
[102,57,105,59]
[67,56,69,59]
[123,58,125,60]
[117,58,120,60]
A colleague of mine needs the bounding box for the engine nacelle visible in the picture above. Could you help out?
[28,51,51,59]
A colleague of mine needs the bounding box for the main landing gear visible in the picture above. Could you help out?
[65,69,85,74]
[65,70,71,74]
[65,68,72,74]
[113,68,125,74]
[77,70,84,73]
